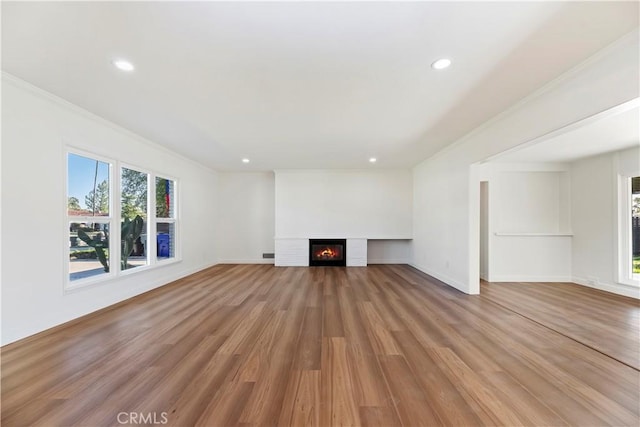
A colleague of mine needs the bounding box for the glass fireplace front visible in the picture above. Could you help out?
[309,239,346,266]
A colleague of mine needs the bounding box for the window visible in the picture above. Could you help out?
[66,149,179,289]
[631,177,640,280]
[156,177,176,261]
[67,153,113,283]
[618,175,640,286]
[121,167,149,271]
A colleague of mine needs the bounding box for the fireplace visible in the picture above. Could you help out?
[309,239,346,267]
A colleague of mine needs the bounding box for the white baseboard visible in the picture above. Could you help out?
[217,259,275,265]
[490,275,573,283]
[367,259,409,264]
[409,263,475,295]
[573,276,640,299]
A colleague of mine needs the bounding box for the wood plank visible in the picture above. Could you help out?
[359,406,400,427]
[378,354,443,426]
[323,295,345,337]
[320,337,361,427]
[195,381,255,427]
[429,347,527,426]
[337,286,395,409]
[292,307,323,370]
[391,330,483,427]
[357,301,401,355]
[278,370,321,426]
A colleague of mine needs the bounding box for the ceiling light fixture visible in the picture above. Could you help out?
[242,158,250,163]
[369,157,377,163]
[431,58,451,70]
[112,59,135,72]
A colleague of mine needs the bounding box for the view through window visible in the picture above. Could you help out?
[68,153,112,282]
[632,176,639,279]
[121,167,148,271]
[156,177,176,261]
[67,151,179,287]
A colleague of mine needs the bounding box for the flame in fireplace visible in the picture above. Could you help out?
[314,246,340,259]
[320,248,336,258]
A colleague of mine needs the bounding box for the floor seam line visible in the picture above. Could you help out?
[482,293,640,372]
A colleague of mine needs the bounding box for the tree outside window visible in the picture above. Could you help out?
[67,150,179,288]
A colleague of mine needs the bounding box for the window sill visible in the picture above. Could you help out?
[65,273,116,294]
[156,257,182,267]
[618,277,640,288]
[65,258,182,294]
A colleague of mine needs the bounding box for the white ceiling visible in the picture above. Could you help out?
[491,105,640,163]
[2,1,638,171]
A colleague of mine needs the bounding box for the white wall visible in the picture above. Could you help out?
[275,170,412,238]
[478,163,573,282]
[1,75,219,345]
[491,236,572,282]
[217,172,275,263]
[496,171,568,233]
[571,146,640,298]
[367,240,412,264]
[412,30,639,294]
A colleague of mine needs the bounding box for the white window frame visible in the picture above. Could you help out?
[65,148,116,291]
[119,163,152,275]
[617,173,640,287]
[65,148,181,292]
[154,175,180,264]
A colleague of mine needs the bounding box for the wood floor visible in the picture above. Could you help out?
[482,280,640,370]
[1,265,639,426]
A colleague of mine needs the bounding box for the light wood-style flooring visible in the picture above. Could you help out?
[1,264,639,426]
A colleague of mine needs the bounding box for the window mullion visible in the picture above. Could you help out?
[150,174,157,265]
[113,161,122,275]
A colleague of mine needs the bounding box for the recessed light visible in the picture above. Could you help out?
[242,158,250,163]
[431,58,451,70]
[369,157,377,163]
[112,59,135,72]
